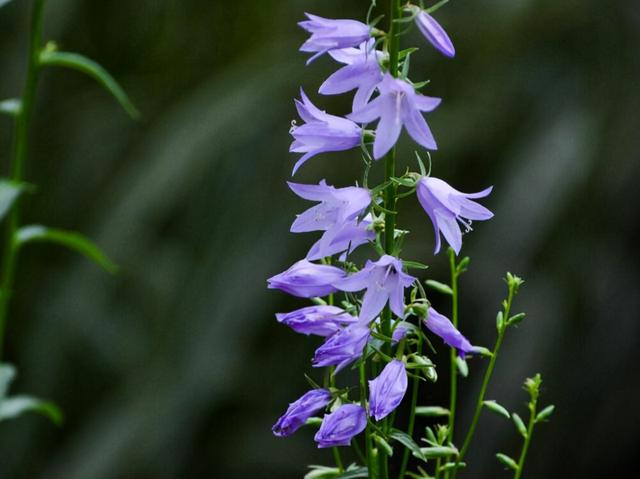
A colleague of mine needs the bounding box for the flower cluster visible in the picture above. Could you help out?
[269,3,495,455]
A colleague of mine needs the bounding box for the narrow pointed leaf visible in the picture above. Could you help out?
[438,462,466,473]
[390,429,426,462]
[415,406,450,417]
[373,434,394,457]
[403,260,429,270]
[0,363,16,399]
[39,51,139,118]
[536,405,555,422]
[0,98,20,117]
[0,180,25,221]
[16,225,117,273]
[335,468,369,479]
[419,446,458,459]
[425,280,453,295]
[511,412,528,438]
[483,400,510,419]
[496,453,518,471]
[0,395,63,425]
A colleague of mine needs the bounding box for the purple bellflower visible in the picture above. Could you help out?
[290,90,363,175]
[272,389,332,437]
[368,359,408,421]
[320,40,385,111]
[416,177,493,255]
[268,260,345,298]
[425,307,477,357]
[348,73,442,159]
[315,403,367,448]
[288,180,371,233]
[313,323,371,372]
[333,255,416,323]
[276,305,357,337]
[299,14,372,64]
[415,11,456,58]
[306,215,375,261]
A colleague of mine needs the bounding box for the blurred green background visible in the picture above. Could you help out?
[0,0,638,477]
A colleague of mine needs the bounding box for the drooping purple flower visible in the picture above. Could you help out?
[368,359,408,421]
[320,40,385,111]
[299,14,372,64]
[424,307,477,357]
[272,389,332,437]
[333,255,416,323]
[314,403,367,448]
[268,260,346,298]
[313,323,371,372]
[276,305,357,337]
[392,322,411,343]
[348,73,442,159]
[288,180,371,233]
[306,215,375,261]
[415,11,456,58]
[416,177,493,255]
[290,90,363,175]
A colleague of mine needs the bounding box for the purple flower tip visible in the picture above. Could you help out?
[276,305,357,337]
[424,307,476,356]
[415,11,456,58]
[314,403,367,448]
[272,389,332,437]
[267,259,346,298]
[299,14,372,64]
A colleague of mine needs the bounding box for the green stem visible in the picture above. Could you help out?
[447,252,459,436]
[514,399,537,479]
[397,335,422,479]
[360,360,375,477]
[0,0,47,359]
[451,286,516,479]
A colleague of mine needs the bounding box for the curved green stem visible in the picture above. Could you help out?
[447,250,459,442]
[0,0,48,359]
[514,397,538,479]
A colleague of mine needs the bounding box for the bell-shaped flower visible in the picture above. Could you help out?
[415,11,456,58]
[272,389,332,437]
[424,307,477,357]
[333,255,416,323]
[268,260,346,298]
[313,323,371,372]
[320,40,385,111]
[314,403,367,448]
[416,177,493,255]
[348,73,442,159]
[306,215,375,261]
[299,14,372,64]
[276,305,357,337]
[290,90,363,174]
[288,180,371,233]
[368,359,408,421]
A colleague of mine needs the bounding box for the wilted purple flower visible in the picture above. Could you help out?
[276,305,357,336]
[313,323,371,372]
[368,359,408,421]
[315,403,367,448]
[415,11,456,58]
[416,177,493,255]
[348,74,441,159]
[268,260,346,298]
[288,180,371,233]
[299,14,372,64]
[272,389,332,437]
[290,90,363,175]
[307,215,374,261]
[424,307,477,357]
[320,40,385,111]
[333,255,416,323]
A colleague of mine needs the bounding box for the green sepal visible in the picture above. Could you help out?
[425,279,453,295]
[39,50,139,118]
[0,395,63,425]
[0,98,21,117]
[389,429,426,462]
[511,412,528,438]
[415,406,450,417]
[373,433,394,457]
[16,225,117,273]
[403,260,429,270]
[483,400,510,419]
[426,0,451,15]
[304,417,323,427]
[536,404,555,422]
[496,453,519,471]
[455,356,468,377]
[0,180,26,222]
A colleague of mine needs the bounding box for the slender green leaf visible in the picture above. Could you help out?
[0,395,63,425]
[419,446,458,459]
[39,51,139,118]
[404,260,429,270]
[536,404,556,422]
[483,400,510,419]
[512,412,528,438]
[507,312,526,326]
[335,467,369,479]
[373,434,394,457]
[425,280,453,295]
[304,466,339,479]
[16,225,117,273]
[415,406,450,417]
[438,462,466,473]
[455,356,468,377]
[496,311,504,332]
[496,453,519,471]
[0,363,16,399]
[0,180,25,222]
[390,429,426,462]
[0,98,20,117]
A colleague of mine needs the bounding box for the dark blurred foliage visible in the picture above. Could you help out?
[0,0,638,477]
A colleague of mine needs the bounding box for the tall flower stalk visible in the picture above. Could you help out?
[269,1,554,478]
